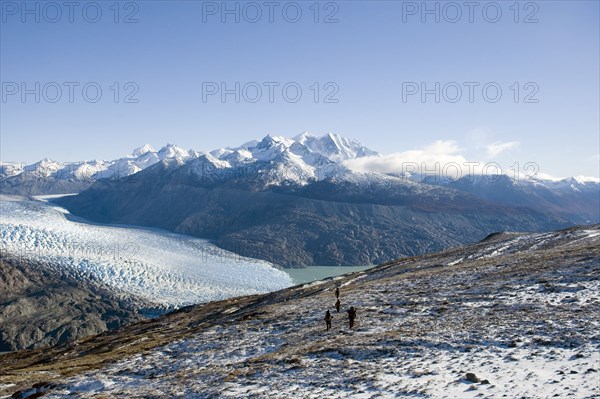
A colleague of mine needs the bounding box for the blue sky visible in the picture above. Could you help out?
[1,0,599,178]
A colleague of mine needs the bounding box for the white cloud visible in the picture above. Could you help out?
[344,136,595,182]
[343,140,487,178]
[485,141,520,158]
[464,127,520,159]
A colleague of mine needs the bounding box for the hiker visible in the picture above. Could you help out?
[324,310,333,331]
[335,299,341,313]
[335,287,340,299]
[347,306,357,329]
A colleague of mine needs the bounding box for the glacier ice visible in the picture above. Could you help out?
[0,196,293,308]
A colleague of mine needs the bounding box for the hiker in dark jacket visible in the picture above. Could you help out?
[324,310,333,331]
[335,287,340,299]
[335,299,341,313]
[347,306,357,329]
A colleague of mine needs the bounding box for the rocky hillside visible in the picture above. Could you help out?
[0,255,150,351]
[1,225,597,398]
[56,161,570,266]
[424,174,600,225]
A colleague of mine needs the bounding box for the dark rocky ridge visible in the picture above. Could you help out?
[0,177,94,196]
[424,174,600,225]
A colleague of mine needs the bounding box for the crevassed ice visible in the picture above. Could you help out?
[0,198,293,308]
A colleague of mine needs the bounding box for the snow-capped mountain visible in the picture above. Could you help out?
[194,133,361,188]
[102,144,196,180]
[6,131,596,198]
[0,162,24,179]
[23,158,63,178]
[196,132,380,187]
[130,144,156,158]
[295,131,380,162]
[540,175,600,192]
[0,144,197,195]
[0,133,378,195]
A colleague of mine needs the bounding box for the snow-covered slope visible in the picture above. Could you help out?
[0,196,292,308]
[1,225,597,399]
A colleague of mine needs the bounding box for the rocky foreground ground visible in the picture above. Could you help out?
[0,225,598,398]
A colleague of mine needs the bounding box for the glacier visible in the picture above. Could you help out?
[0,195,293,308]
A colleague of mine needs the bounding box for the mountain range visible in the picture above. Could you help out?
[3,133,597,214]
[0,143,196,195]
[30,132,596,266]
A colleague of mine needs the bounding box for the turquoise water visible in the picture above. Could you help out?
[282,265,374,285]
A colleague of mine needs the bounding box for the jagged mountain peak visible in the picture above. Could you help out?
[255,135,294,150]
[296,132,380,162]
[23,158,62,176]
[293,131,315,141]
[32,158,60,167]
[130,144,156,158]
[157,143,191,159]
[196,152,229,168]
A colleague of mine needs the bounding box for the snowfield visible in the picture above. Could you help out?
[0,195,292,308]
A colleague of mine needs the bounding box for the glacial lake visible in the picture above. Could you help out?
[282,265,375,285]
